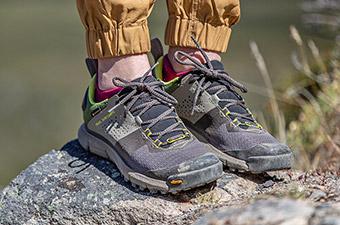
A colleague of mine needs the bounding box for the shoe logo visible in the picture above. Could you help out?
[95,104,125,128]
[95,111,114,127]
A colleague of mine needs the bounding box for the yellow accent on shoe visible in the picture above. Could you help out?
[154,56,181,90]
[169,179,183,185]
[166,131,190,144]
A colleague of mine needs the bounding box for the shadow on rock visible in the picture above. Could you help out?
[61,140,149,195]
[61,140,218,202]
[61,140,285,203]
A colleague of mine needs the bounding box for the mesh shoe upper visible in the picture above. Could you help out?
[83,71,216,179]
[158,38,291,158]
[116,75,188,145]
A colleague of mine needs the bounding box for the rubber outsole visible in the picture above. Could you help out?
[187,127,293,173]
[77,124,223,194]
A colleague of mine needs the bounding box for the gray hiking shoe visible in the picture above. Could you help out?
[78,61,223,194]
[153,38,293,173]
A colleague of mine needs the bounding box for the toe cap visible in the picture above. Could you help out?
[228,143,292,161]
[150,152,221,179]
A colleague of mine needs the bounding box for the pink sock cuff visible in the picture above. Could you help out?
[95,82,123,102]
[163,55,191,82]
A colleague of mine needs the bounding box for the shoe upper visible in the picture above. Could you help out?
[81,69,219,179]
[154,40,292,160]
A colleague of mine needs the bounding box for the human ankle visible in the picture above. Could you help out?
[167,47,221,73]
[97,54,151,90]
[94,54,151,101]
[95,82,123,102]
[163,55,191,82]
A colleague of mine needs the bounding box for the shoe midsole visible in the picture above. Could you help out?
[186,125,292,172]
[78,124,222,192]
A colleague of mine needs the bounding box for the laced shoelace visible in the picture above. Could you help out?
[112,66,188,146]
[174,37,257,125]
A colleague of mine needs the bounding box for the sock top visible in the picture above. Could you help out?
[95,80,123,102]
[162,55,192,82]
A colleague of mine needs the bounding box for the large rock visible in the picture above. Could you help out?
[194,199,340,225]
[0,140,339,225]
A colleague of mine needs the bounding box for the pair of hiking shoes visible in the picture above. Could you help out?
[78,38,293,194]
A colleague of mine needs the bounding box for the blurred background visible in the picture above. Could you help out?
[0,0,338,188]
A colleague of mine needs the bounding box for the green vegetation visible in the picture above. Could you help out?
[252,25,339,170]
[286,36,339,170]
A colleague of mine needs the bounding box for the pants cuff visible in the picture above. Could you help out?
[86,21,151,59]
[165,18,232,53]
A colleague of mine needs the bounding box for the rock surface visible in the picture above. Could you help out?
[194,199,340,225]
[0,140,339,225]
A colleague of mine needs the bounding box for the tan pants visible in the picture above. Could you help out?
[77,0,240,59]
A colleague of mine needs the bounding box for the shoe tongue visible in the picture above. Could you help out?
[204,61,253,126]
[134,74,156,83]
[209,60,224,71]
[126,75,185,145]
[118,75,156,96]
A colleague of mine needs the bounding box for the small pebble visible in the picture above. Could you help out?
[309,190,327,201]
[262,180,275,188]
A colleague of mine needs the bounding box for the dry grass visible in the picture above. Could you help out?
[250,25,339,171]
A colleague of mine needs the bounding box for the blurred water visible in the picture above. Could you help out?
[0,0,333,187]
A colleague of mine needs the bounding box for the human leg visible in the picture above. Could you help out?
[165,0,240,72]
[76,0,223,192]
[77,0,154,97]
[154,0,293,173]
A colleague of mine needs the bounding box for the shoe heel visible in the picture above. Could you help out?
[78,124,109,159]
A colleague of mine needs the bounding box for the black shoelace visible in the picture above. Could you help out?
[174,37,258,126]
[112,65,188,147]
